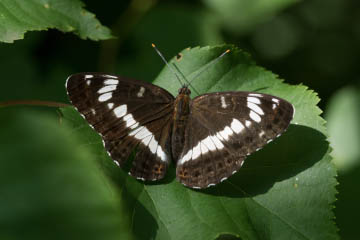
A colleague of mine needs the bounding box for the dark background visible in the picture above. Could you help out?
[1,0,359,239]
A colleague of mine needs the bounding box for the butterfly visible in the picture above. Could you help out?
[66,46,294,189]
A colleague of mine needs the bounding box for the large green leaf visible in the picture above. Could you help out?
[0,0,112,43]
[61,45,338,240]
[0,108,133,240]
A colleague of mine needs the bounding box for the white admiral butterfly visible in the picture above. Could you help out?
[66,45,294,189]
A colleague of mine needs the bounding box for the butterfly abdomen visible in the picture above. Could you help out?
[171,89,191,162]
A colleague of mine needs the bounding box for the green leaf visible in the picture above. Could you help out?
[61,45,338,240]
[0,0,112,43]
[0,108,133,240]
[202,0,299,34]
[325,86,360,172]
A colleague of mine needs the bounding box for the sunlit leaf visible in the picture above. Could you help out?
[0,0,112,43]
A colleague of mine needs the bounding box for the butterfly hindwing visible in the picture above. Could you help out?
[176,91,294,188]
[66,73,174,181]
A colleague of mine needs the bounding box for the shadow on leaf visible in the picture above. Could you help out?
[201,124,328,197]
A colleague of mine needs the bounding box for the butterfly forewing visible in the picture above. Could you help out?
[66,73,174,181]
[176,91,294,188]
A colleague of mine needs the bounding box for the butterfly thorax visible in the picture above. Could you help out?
[171,87,191,162]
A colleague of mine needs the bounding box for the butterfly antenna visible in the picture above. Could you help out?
[172,63,200,95]
[187,49,230,86]
[152,43,183,87]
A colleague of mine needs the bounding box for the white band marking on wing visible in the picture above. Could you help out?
[114,104,127,118]
[231,119,245,134]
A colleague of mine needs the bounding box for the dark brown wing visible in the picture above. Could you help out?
[176,91,294,189]
[66,73,174,181]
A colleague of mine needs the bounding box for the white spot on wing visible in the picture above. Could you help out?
[130,122,139,129]
[220,177,227,182]
[249,93,263,97]
[245,120,252,127]
[202,136,216,151]
[114,104,127,118]
[104,79,119,85]
[90,108,96,115]
[123,114,136,127]
[192,144,201,160]
[129,126,144,136]
[180,149,193,163]
[142,135,152,146]
[259,130,265,138]
[134,127,152,140]
[156,147,167,161]
[219,126,233,140]
[137,87,145,97]
[200,142,209,155]
[148,136,158,154]
[85,74,93,79]
[231,119,244,134]
[107,103,114,109]
[98,92,112,102]
[216,133,225,141]
[272,98,280,103]
[98,85,116,94]
[272,103,277,110]
[86,80,91,86]
[221,96,227,108]
[132,126,168,162]
[249,110,261,123]
[247,97,261,105]
[136,176,146,181]
[103,75,117,79]
[210,135,224,149]
[247,102,264,115]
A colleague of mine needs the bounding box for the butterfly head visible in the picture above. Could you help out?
[178,86,191,95]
